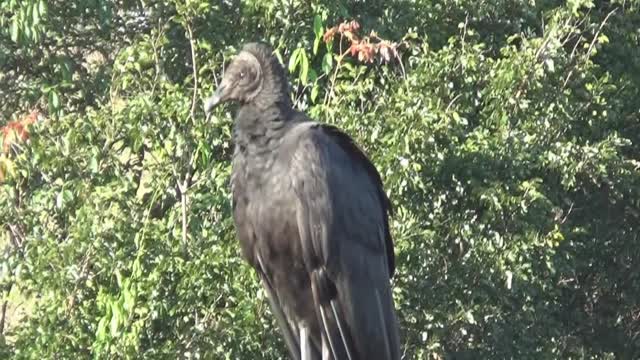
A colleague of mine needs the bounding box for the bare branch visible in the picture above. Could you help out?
[187,23,199,122]
[0,295,8,336]
[66,249,93,315]
[460,13,469,45]
[563,8,618,88]
[446,93,463,112]
[176,20,201,257]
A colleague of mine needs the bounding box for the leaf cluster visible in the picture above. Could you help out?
[1,0,639,359]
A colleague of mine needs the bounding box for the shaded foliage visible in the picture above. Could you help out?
[1,0,639,359]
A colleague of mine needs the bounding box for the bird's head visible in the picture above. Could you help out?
[204,42,290,116]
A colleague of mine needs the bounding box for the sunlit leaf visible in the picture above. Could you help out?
[10,19,19,42]
[288,48,301,73]
[321,52,333,74]
[38,0,48,16]
[299,50,309,85]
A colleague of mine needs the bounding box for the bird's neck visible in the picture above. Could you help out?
[233,102,295,155]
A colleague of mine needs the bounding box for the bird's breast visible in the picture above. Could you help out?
[231,161,299,261]
[231,167,315,319]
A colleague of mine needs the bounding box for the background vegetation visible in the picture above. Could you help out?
[1,0,639,358]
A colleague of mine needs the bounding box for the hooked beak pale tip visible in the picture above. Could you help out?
[204,85,227,117]
[204,95,221,117]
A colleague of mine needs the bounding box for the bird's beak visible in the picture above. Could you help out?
[204,84,227,117]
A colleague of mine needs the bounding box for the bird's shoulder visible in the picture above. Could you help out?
[282,117,387,199]
[281,116,396,276]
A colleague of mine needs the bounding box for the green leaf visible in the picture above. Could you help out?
[115,269,123,287]
[10,19,19,42]
[123,287,135,313]
[313,14,323,37]
[288,48,301,73]
[38,0,47,16]
[48,90,60,111]
[90,156,99,173]
[273,48,285,66]
[26,1,33,22]
[61,58,73,83]
[311,85,319,103]
[300,51,309,85]
[198,2,209,11]
[95,317,107,342]
[308,68,317,83]
[32,2,40,25]
[56,190,64,209]
[56,189,72,209]
[598,34,609,45]
[23,23,32,42]
[321,53,333,74]
[313,15,323,54]
[199,40,212,52]
[110,304,120,336]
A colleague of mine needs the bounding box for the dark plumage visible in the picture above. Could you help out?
[204,42,401,360]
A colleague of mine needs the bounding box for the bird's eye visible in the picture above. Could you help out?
[239,72,245,79]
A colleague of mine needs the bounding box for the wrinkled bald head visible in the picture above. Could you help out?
[204,42,290,114]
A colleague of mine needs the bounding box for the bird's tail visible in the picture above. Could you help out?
[312,254,401,360]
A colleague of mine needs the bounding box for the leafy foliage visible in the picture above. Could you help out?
[1,0,639,358]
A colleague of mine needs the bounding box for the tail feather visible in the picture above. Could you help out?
[330,299,355,360]
[311,257,401,360]
[311,270,350,360]
[333,247,401,360]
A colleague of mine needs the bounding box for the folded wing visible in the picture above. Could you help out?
[288,122,401,360]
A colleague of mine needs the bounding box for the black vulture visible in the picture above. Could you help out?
[204,42,401,360]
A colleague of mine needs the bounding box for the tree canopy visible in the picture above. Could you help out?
[1,0,639,358]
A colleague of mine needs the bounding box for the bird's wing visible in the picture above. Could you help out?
[255,251,327,360]
[287,122,401,360]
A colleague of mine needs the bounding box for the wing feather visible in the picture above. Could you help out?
[288,122,401,360]
[255,253,302,360]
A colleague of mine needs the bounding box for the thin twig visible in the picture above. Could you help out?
[0,237,16,335]
[561,11,592,47]
[568,31,583,61]
[179,180,188,252]
[0,295,8,335]
[8,223,25,255]
[294,73,327,108]
[66,249,93,314]
[561,202,575,224]
[150,18,167,97]
[563,8,618,88]
[212,63,219,87]
[324,33,347,106]
[586,8,617,58]
[396,51,407,80]
[187,23,198,121]
[446,93,463,112]
[510,16,571,106]
[461,13,469,45]
[176,21,200,256]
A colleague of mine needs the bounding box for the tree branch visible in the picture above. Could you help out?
[176,21,200,258]
[563,8,618,88]
[187,23,198,122]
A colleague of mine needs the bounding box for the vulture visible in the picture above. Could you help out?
[204,42,401,360]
